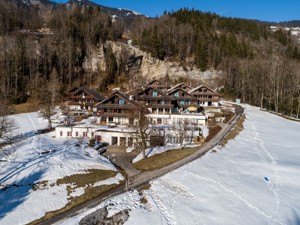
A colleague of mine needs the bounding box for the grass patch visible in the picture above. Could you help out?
[133,147,200,171]
[220,114,246,147]
[205,125,222,142]
[29,169,121,225]
[56,169,116,189]
[13,102,38,114]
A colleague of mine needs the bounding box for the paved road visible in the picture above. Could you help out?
[40,104,244,225]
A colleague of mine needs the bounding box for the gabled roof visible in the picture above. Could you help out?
[135,86,175,101]
[167,82,192,93]
[69,86,105,100]
[146,79,163,86]
[189,85,221,96]
[167,87,199,101]
[93,91,140,108]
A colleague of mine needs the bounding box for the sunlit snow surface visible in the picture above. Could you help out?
[60,105,300,225]
[0,112,120,225]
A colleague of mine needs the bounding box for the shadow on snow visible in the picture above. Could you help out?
[0,170,44,219]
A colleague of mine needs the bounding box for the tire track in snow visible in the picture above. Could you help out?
[27,113,37,132]
[252,125,281,225]
[188,172,285,225]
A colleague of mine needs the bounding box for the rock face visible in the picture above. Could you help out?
[79,207,130,225]
[83,41,222,86]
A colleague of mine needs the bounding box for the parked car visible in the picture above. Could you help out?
[95,142,109,155]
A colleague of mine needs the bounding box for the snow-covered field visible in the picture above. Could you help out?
[0,113,123,225]
[60,105,300,225]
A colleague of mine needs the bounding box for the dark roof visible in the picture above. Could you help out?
[146,79,162,86]
[80,86,106,100]
[69,86,105,101]
[135,86,175,101]
[167,83,192,93]
[168,87,199,101]
[189,85,221,96]
[93,91,140,108]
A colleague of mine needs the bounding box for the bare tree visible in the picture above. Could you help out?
[151,126,171,147]
[131,109,152,159]
[0,101,19,148]
[38,68,61,129]
[172,119,190,148]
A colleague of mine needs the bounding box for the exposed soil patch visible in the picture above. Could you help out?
[205,125,222,142]
[220,114,246,147]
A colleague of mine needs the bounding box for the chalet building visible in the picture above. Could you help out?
[55,124,98,139]
[55,124,137,147]
[167,82,192,93]
[135,86,176,114]
[189,85,221,107]
[167,87,199,112]
[146,79,171,91]
[93,91,140,125]
[67,86,105,112]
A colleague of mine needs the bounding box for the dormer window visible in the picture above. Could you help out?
[174,92,179,97]
[118,99,125,105]
[152,91,158,97]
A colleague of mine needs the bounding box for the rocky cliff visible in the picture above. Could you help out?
[83,41,223,87]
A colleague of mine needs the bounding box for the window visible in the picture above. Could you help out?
[60,131,63,136]
[109,117,114,122]
[83,132,87,137]
[161,100,165,105]
[118,99,125,105]
[67,131,71,137]
[174,92,179,97]
[180,100,185,105]
[186,100,191,105]
[157,118,162,124]
[91,132,94,137]
[152,91,158,97]
[76,131,78,137]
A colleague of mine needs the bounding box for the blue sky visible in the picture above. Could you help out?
[54,0,299,22]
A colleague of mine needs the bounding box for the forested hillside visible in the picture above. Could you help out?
[0,1,299,117]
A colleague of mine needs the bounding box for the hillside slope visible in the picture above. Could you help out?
[61,105,300,225]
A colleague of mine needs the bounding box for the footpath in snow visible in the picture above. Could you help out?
[59,105,300,225]
[0,112,122,225]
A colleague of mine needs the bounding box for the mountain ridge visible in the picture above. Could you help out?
[15,0,300,27]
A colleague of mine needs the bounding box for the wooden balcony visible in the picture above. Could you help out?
[146,103,174,109]
[95,104,136,110]
[67,101,97,106]
[135,96,170,101]
[102,112,135,118]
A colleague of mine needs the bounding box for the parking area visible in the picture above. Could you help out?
[103,146,141,177]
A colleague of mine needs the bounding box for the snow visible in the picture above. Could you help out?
[10,112,48,134]
[93,173,124,187]
[60,105,300,225]
[0,113,122,225]
[132,125,209,163]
